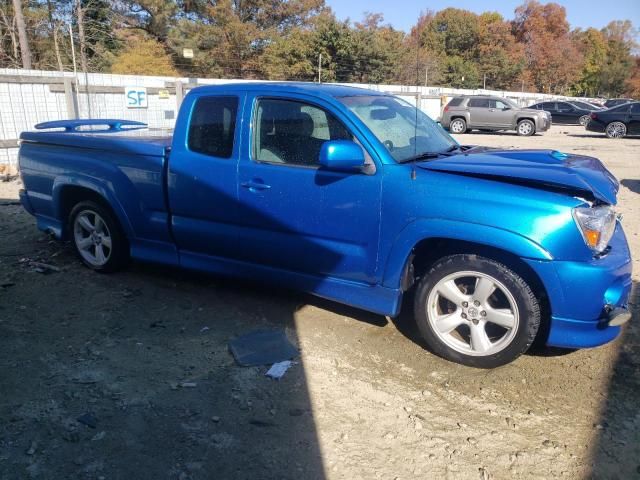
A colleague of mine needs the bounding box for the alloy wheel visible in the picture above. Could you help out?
[426,271,519,356]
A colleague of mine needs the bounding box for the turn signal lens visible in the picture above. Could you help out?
[584,229,601,248]
[572,206,616,253]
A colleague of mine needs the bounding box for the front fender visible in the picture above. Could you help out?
[382,218,553,289]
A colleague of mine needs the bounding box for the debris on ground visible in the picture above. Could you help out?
[265,360,293,380]
[228,329,298,367]
[77,413,98,429]
[29,261,61,274]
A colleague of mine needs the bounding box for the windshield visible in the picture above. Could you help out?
[339,95,457,162]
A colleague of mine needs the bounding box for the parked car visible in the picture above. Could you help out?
[18,83,631,368]
[586,101,640,138]
[603,98,635,108]
[441,95,550,136]
[529,101,593,125]
[568,100,605,111]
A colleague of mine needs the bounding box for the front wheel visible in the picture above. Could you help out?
[413,255,540,368]
[516,119,535,136]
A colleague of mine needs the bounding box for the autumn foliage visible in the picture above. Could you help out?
[0,0,637,97]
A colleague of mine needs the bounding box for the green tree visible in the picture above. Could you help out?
[570,28,608,96]
[599,20,637,97]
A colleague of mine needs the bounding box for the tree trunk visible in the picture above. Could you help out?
[11,0,31,69]
[46,0,64,71]
[75,0,88,74]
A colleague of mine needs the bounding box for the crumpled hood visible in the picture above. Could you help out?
[417,148,619,204]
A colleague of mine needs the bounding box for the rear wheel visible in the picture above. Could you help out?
[605,122,627,138]
[69,201,129,272]
[414,255,540,368]
[516,119,535,136]
[579,115,590,126]
[449,118,467,134]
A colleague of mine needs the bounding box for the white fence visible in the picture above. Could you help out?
[0,68,597,171]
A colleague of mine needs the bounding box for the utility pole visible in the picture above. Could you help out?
[318,53,322,83]
[12,0,32,69]
[483,73,486,90]
[424,65,428,87]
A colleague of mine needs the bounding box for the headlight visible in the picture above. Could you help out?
[572,205,617,253]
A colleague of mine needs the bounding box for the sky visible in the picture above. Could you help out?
[325,0,640,32]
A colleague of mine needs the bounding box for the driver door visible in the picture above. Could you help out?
[235,93,382,284]
[487,99,514,128]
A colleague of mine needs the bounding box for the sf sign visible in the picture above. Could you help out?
[125,87,148,108]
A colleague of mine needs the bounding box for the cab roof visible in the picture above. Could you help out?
[187,82,387,99]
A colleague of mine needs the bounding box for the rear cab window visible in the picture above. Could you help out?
[446,97,464,107]
[188,96,239,158]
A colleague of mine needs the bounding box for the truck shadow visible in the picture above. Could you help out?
[620,179,640,195]
[0,190,335,479]
[588,280,640,478]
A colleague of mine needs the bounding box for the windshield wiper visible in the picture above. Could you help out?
[399,145,462,163]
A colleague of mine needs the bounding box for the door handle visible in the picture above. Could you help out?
[241,180,271,191]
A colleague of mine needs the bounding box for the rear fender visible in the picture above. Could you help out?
[382,218,552,289]
[52,175,134,238]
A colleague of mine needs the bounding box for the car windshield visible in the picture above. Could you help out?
[339,95,457,163]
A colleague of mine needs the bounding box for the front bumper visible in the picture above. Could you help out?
[525,223,633,348]
[536,116,551,132]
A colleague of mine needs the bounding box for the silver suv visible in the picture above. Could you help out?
[441,95,551,136]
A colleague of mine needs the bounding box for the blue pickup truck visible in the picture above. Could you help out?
[18,83,632,368]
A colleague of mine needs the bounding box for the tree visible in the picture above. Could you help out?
[12,0,31,68]
[440,55,479,88]
[110,35,177,76]
[477,12,525,90]
[423,8,479,60]
[570,28,607,96]
[512,1,582,93]
[600,20,637,97]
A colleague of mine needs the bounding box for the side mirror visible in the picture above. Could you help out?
[502,106,511,111]
[319,140,365,172]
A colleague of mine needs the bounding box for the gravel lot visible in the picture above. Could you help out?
[0,125,638,479]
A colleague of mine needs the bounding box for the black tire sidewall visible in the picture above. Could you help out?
[414,255,540,368]
[69,201,128,273]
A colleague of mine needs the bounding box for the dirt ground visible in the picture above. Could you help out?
[0,125,638,480]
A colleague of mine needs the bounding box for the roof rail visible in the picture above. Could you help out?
[34,119,147,133]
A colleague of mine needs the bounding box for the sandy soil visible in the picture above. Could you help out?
[0,125,638,480]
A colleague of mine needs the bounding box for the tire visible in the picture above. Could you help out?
[449,118,467,134]
[579,115,590,126]
[516,119,535,136]
[605,122,627,139]
[413,254,540,368]
[69,200,129,273]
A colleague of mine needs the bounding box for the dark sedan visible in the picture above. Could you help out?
[586,101,640,138]
[529,101,593,125]
[603,98,634,108]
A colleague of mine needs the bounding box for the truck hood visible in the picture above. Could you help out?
[417,148,619,204]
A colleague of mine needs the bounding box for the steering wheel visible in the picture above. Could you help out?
[383,140,394,151]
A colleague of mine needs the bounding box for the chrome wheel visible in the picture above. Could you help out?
[605,122,626,138]
[450,119,466,134]
[73,210,112,267]
[579,115,590,126]
[426,271,519,356]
